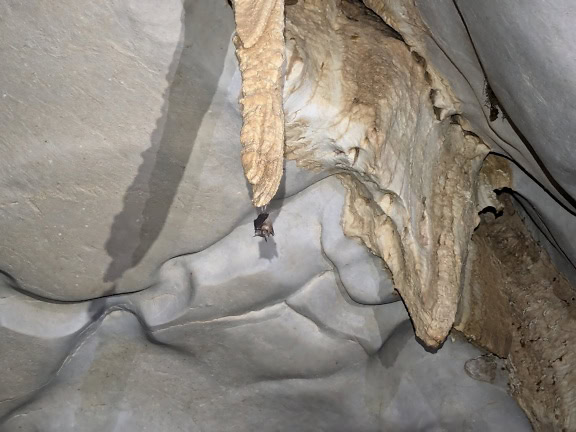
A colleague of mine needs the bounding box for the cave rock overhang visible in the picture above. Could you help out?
[232,0,494,347]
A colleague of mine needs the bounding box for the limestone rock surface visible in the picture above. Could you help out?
[0,0,569,430]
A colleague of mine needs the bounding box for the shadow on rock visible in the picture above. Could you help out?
[104,0,233,283]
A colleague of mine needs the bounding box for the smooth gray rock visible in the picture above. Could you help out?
[456,0,576,203]
[1,0,245,300]
[0,179,530,431]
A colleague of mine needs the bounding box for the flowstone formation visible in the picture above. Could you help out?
[248,0,488,348]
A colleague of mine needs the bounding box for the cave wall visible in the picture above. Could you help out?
[456,190,576,431]
[1,0,575,430]
[398,0,576,281]
[0,0,255,300]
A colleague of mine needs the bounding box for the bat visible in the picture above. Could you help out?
[253,212,274,241]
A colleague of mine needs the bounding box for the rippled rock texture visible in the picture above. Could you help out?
[0,176,531,431]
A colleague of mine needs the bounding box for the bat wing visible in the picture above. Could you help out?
[254,213,269,230]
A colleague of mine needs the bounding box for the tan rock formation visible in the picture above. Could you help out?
[456,166,576,430]
[282,0,488,347]
[232,0,285,207]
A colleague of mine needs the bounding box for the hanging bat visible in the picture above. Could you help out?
[253,212,274,241]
